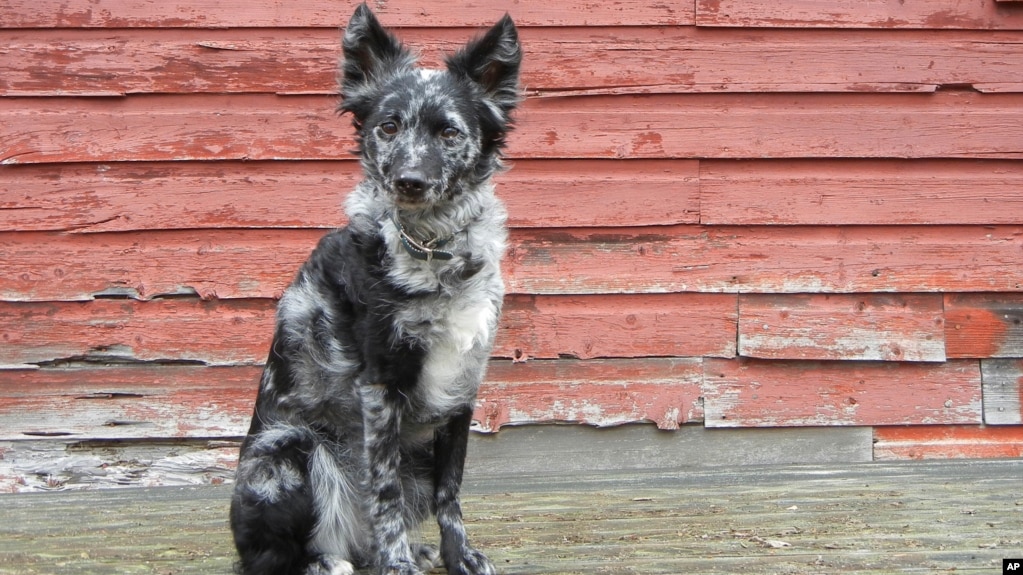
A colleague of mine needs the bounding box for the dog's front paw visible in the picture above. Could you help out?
[380,559,425,575]
[307,555,355,575]
[446,547,496,575]
[415,544,443,572]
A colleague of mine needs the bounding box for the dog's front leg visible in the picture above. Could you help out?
[360,383,419,575]
[434,407,496,575]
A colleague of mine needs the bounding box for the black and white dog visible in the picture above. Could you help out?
[230,5,521,575]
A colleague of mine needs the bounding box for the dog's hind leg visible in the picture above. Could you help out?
[230,426,318,575]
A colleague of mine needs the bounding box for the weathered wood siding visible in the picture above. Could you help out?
[2,0,1023,490]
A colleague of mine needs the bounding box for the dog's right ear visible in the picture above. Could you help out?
[338,3,415,120]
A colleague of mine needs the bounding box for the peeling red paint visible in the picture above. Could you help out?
[3,0,1023,471]
[3,0,688,28]
[6,225,1023,302]
[0,294,736,366]
[700,159,1023,226]
[874,425,1023,460]
[498,293,736,360]
[945,293,1023,358]
[738,293,945,362]
[696,0,1023,29]
[704,359,983,428]
[476,359,704,432]
[6,93,1023,164]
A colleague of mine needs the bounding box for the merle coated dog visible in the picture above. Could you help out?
[229,5,521,575]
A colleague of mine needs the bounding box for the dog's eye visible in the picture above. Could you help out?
[440,126,460,140]
[378,121,399,136]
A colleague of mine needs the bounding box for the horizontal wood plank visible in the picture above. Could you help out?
[696,0,1023,30]
[517,92,1023,160]
[0,229,318,301]
[5,29,1023,96]
[0,365,259,439]
[7,157,1020,232]
[0,426,874,491]
[873,425,1023,460]
[6,157,1019,233]
[944,293,1023,358]
[0,359,699,439]
[980,359,1023,425]
[0,299,274,367]
[737,294,945,362]
[476,359,705,431]
[1,0,690,28]
[504,226,1023,295]
[467,423,873,473]
[702,358,983,428]
[0,159,697,232]
[699,159,1023,225]
[4,226,1023,302]
[0,438,241,490]
[498,294,736,360]
[4,93,1023,164]
[0,294,729,366]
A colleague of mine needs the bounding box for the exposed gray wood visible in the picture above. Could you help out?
[0,439,240,492]
[1,459,1020,574]
[0,424,873,492]
[467,424,874,474]
[981,360,1023,425]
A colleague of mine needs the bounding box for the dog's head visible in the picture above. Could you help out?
[338,4,521,209]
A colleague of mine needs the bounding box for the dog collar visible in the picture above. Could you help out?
[391,214,456,262]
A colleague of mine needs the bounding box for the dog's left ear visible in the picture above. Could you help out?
[445,14,522,115]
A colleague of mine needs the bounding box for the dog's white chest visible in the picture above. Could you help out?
[441,299,495,354]
[414,299,496,415]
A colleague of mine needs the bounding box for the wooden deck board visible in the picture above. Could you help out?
[0,460,1019,574]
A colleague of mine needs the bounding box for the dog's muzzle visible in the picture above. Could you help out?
[393,170,434,202]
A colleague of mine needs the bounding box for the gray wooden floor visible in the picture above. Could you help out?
[1,459,1020,574]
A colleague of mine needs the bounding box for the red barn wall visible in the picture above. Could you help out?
[2,0,1023,490]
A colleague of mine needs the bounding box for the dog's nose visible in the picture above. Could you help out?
[394,173,428,198]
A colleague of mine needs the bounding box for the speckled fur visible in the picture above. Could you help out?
[229,5,521,575]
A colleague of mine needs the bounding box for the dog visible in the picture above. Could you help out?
[229,5,521,575]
